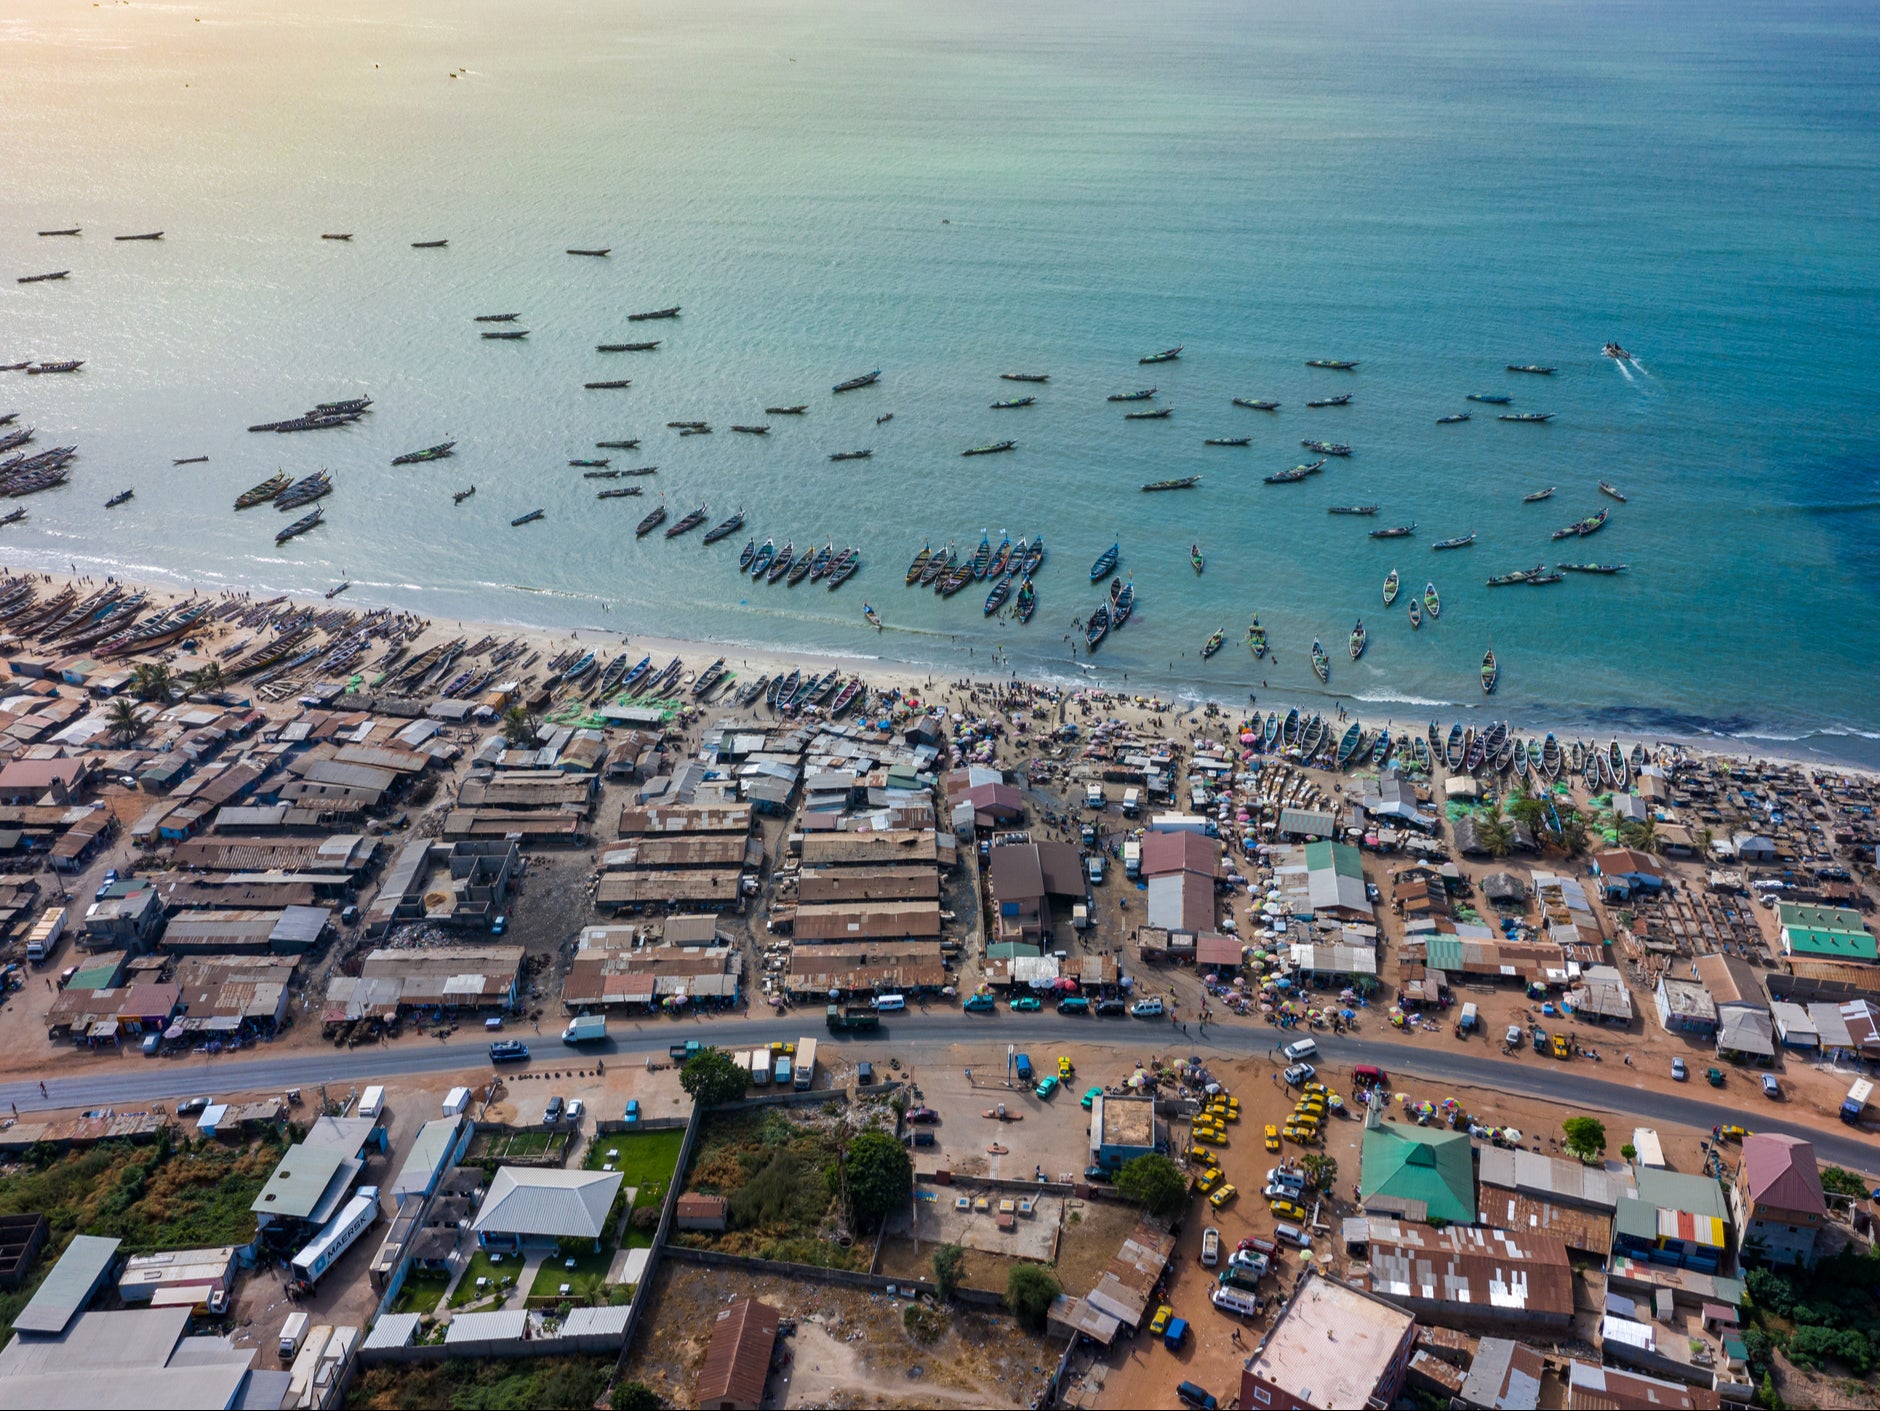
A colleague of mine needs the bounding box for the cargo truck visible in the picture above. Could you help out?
[794,1037,817,1090]
[1843,1078,1873,1125]
[668,1039,701,1063]
[291,1187,380,1287]
[24,906,65,965]
[775,1055,793,1087]
[749,1049,771,1086]
[826,1004,881,1033]
[562,1015,607,1045]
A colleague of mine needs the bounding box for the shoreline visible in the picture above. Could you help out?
[9,560,1876,782]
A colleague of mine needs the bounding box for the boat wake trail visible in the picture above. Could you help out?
[1614,360,1637,383]
[1628,359,1653,379]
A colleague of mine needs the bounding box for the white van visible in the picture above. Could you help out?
[1211,1284,1262,1316]
[358,1086,385,1119]
[278,1311,310,1360]
[1282,1038,1319,1063]
[873,994,907,1012]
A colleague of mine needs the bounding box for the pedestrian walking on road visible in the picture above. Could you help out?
[38,1081,47,1098]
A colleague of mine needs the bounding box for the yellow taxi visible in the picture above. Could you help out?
[1303,1082,1328,1098]
[1207,1183,1238,1209]
[1264,1123,1282,1152]
[1058,1056,1075,1078]
[1150,1305,1173,1337]
[1197,1166,1224,1193]
[1268,1199,1307,1221]
[1196,1128,1227,1147]
[1282,1124,1318,1145]
[1186,1144,1211,1165]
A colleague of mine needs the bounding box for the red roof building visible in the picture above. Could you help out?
[697,1297,779,1410]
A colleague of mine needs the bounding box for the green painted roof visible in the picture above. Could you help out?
[1360,1118,1475,1224]
[1303,839,1364,880]
[1777,902,1867,933]
[1785,928,1878,961]
[1425,936,1464,972]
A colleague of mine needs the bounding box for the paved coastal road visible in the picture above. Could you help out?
[8,1013,1877,1173]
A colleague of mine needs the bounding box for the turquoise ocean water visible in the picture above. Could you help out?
[1,0,1876,759]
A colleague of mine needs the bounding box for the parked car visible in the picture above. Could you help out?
[1268,1199,1307,1221]
[1201,1227,1220,1267]
[1176,1382,1219,1411]
[906,1106,940,1124]
[1082,1086,1105,1109]
[1505,1024,1524,1048]
[1707,1067,1726,1087]
[543,1095,565,1124]
[1149,1305,1174,1337]
[175,1096,212,1116]
[1056,996,1089,1014]
[624,1099,641,1123]
[1095,998,1128,1016]
[564,1098,584,1125]
[1131,997,1165,1018]
[1263,1124,1281,1152]
[1282,1063,1315,1087]
[1058,1056,1074,1078]
[1086,855,1105,885]
[1762,1074,1782,1099]
[489,1040,530,1063]
[1531,1026,1549,1054]
[1035,1075,1060,1099]
[1197,1166,1225,1193]
[1009,995,1042,1013]
[963,993,997,1013]
[1551,1034,1570,1060]
[1262,1183,1302,1201]
[1207,1183,1238,1208]
[1265,1167,1305,1191]
[1671,1057,1687,1081]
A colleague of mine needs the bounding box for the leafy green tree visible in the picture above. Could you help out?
[1822,1166,1869,1200]
[185,662,224,695]
[932,1242,966,1299]
[843,1129,913,1228]
[1561,1116,1606,1163]
[679,1047,750,1108]
[611,1381,663,1411]
[1299,1153,1338,1192]
[1620,818,1660,853]
[1506,789,1546,837]
[1620,1143,1637,1162]
[1005,1264,1060,1330]
[1114,1152,1187,1218]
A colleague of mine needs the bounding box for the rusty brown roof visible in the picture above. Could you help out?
[697,1296,779,1407]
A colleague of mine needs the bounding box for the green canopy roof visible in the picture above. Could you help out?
[1361,1116,1475,1224]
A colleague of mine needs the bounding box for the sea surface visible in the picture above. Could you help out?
[2,0,1877,761]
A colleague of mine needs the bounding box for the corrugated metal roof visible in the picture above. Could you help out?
[13,1234,120,1333]
[473,1168,622,1239]
[698,1298,779,1406]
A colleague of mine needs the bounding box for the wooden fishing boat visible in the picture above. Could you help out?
[703,507,746,544]
[1085,603,1111,650]
[116,231,164,241]
[1335,721,1363,769]
[1507,364,1555,374]
[830,677,864,715]
[1383,570,1399,606]
[990,397,1033,410]
[1299,715,1326,758]
[1463,729,1488,771]
[1278,708,1300,748]
[1424,582,1440,619]
[1305,359,1358,370]
[570,458,610,468]
[1015,578,1036,623]
[1204,437,1251,447]
[962,440,1015,456]
[767,543,796,582]
[629,307,681,321]
[1113,581,1135,626]
[1139,346,1182,364]
[1370,524,1415,539]
[749,539,777,577]
[235,472,289,509]
[1432,533,1476,551]
[1191,544,1205,574]
[1467,393,1511,404]
[1541,733,1563,779]
[1301,440,1351,456]
[863,603,883,630]
[1304,394,1350,408]
[1141,476,1198,491]
[481,329,528,340]
[1372,729,1393,767]
[474,313,520,322]
[920,545,954,587]
[599,342,661,352]
[1442,722,1464,769]
[1263,712,1283,750]
[0,509,25,527]
[1232,398,1280,410]
[1265,461,1326,484]
[1090,543,1119,581]
[585,379,632,390]
[832,370,880,393]
[964,533,993,579]
[621,466,658,476]
[829,449,872,462]
[1436,412,1471,424]
[664,504,709,538]
[905,543,932,584]
[596,653,635,696]
[826,549,860,589]
[511,508,544,526]
[1349,620,1367,659]
[275,507,324,543]
[1499,412,1554,422]
[1110,389,1156,402]
[1328,504,1379,515]
[1408,598,1422,629]
[410,239,447,248]
[172,455,208,465]
[766,405,807,415]
[275,470,332,510]
[596,440,640,450]
[1202,627,1225,659]
[984,577,1014,615]
[736,673,768,706]
[392,442,455,465]
[567,247,610,257]
[740,539,760,572]
[596,486,642,499]
[1125,407,1172,420]
[1609,740,1630,788]
[1410,734,1431,771]
[1485,565,1542,586]
[725,424,769,436]
[105,488,134,508]
[38,228,81,237]
[1247,616,1266,657]
[986,536,1013,579]
[1481,650,1498,694]
[788,547,818,585]
[17,271,70,284]
[27,360,84,374]
[636,505,668,536]
[1557,562,1629,574]
[1311,639,1330,683]
[999,372,1049,384]
[1598,481,1627,502]
[767,670,797,710]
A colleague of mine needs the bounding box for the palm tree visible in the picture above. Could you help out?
[185,661,224,695]
[130,660,173,702]
[1557,810,1591,857]
[105,697,143,744]
[1621,817,1661,854]
[500,705,538,747]
[1506,788,1546,837]
[1477,806,1514,858]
